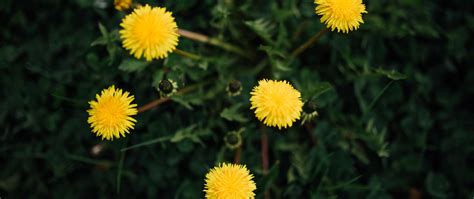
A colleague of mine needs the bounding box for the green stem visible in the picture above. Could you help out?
[121,136,172,152]
[364,80,394,115]
[208,38,253,59]
[117,151,126,194]
[291,28,328,57]
[65,153,112,165]
[174,49,202,60]
[178,29,253,59]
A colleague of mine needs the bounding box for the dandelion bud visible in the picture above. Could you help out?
[226,80,242,96]
[303,100,318,114]
[158,79,177,96]
[224,130,242,150]
[301,100,318,124]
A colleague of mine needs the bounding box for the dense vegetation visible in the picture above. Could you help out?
[1,0,473,198]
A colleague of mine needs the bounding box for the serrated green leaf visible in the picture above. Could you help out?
[220,104,249,122]
[245,19,276,44]
[170,125,198,143]
[170,125,210,146]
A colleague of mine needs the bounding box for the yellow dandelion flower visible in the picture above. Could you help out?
[315,0,367,33]
[114,0,132,11]
[250,79,303,129]
[120,5,179,61]
[204,163,257,199]
[87,85,138,140]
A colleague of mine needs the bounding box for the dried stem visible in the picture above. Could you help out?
[291,28,328,57]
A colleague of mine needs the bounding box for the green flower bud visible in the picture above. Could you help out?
[303,100,318,114]
[157,79,178,96]
[301,100,318,124]
[224,130,243,150]
[226,80,242,96]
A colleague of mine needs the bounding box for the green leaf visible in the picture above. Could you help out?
[220,103,249,122]
[309,82,333,99]
[170,125,198,143]
[98,22,108,39]
[118,59,150,72]
[258,161,280,191]
[259,45,291,73]
[170,93,205,110]
[244,19,276,44]
[374,68,407,80]
[90,36,107,46]
[171,96,194,110]
[121,136,172,151]
[425,172,451,198]
[170,125,210,146]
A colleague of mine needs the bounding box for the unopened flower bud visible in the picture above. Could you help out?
[224,130,243,150]
[303,100,318,114]
[226,80,242,96]
[158,79,177,96]
[301,100,318,124]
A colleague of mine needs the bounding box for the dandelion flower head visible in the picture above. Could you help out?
[250,79,303,129]
[87,85,137,140]
[120,5,179,61]
[315,0,367,33]
[204,163,257,199]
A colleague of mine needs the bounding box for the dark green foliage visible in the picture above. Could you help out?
[1,0,473,198]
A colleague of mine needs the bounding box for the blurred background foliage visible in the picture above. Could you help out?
[1,0,473,198]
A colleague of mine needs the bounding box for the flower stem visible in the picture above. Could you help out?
[261,130,269,174]
[233,146,242,164]
[178,29,253,59]
[291,28,328,57]
[174,49,202,60]
[261,128,270,199]
[116,151,126,194]
[137,82,203,113]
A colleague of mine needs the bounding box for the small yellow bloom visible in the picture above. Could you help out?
[87,85,138,140]
[315,0,367,33]
[250,79,303,129]
[114,0,132,11]
[120,5,179,61]
[204,163,257,199]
